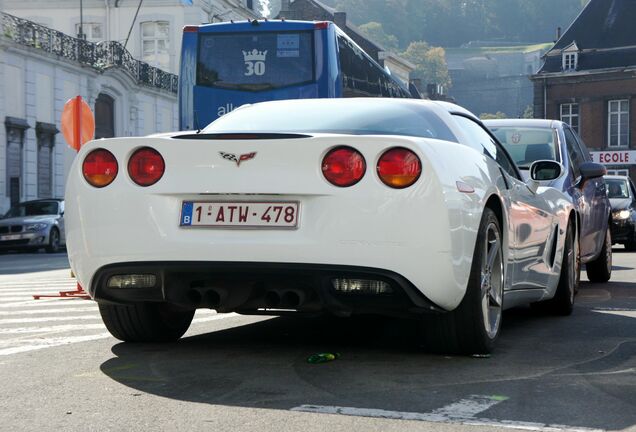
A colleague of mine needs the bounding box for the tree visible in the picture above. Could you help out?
[401,41,451,89]
[480,112,508,120]
[358,22,399,51]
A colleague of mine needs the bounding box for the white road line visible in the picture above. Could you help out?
[0,315,100,324]
[0,306,98,316]
[291,397,604,432]
[192,313,239,323]
[0,299,92,308]
[0,333,111,356]
[0,323,106,335]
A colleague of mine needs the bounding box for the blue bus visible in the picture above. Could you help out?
[179,20,415,130]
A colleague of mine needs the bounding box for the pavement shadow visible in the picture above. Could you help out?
[100,280,636,431]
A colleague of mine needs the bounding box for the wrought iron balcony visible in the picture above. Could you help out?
[1,12,178,94]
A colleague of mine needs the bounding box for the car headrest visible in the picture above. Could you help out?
[525,144,553,163]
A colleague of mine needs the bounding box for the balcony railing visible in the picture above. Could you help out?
[1,12,178,94]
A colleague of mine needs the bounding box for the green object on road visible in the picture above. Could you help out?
[307,352,340,364]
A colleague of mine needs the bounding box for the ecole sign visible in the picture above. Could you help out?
[590,150,636,165]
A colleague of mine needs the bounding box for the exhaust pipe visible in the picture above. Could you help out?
[281,290,305,308]
[204,290,221,308]
[264,290,281,308]
[187,289,202,305]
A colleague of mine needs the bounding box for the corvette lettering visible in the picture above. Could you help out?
[219,151,257,166]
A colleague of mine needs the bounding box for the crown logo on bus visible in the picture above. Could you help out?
[242,49,268,62]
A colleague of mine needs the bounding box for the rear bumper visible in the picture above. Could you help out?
[91,262,445,318]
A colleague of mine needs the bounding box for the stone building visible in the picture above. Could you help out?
[3,0,259,75]
[531,0,636,178]
[0,12,177,212]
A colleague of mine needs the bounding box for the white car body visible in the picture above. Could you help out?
[65,99,577,352]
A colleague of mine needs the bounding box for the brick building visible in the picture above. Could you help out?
[531,0,636,178]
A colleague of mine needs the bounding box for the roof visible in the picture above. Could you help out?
[539,0,636,73]
[482,119,560,129]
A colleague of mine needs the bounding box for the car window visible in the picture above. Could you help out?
[563,127,584,179]
[452,115,520,179]
[606,178,630,198]
[571,129,592,162]
[3,201,58,218]
[489,126,559,168]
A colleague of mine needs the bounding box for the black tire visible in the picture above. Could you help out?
[419,208,504,355]
[535,223,577,315]
[586,227,612,283]
[45,228,60,253]
[98,302,195,342]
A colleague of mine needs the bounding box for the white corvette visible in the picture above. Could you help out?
[66,98,577,354]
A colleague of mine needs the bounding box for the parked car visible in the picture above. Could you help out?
[486,119,612,283]
[0,199,65,253]
[67,98,578,354]
[605,175,636,251]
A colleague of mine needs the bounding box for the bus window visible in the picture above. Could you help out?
[197,31,315,91]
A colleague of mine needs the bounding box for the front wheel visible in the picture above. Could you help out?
[99,302,195,342]
[419,208,504,355]
[586,227,612,283]
[45,228,60,253]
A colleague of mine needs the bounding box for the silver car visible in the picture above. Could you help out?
[0,199,65,253]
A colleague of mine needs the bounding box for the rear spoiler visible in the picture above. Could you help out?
[173,133,312,140]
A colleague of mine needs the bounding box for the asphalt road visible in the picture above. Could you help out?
[0,249,634,432]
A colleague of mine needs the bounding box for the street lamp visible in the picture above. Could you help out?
[77,0,86,40]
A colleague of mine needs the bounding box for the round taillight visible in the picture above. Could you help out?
[128,147,165,186]
[321,147,366,187]
[377,148,421,188]
[82,149,118,188]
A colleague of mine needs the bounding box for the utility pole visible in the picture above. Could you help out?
[78,0,85,40]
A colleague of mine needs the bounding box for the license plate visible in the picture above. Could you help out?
[0,234,21,241]
[180,201,300,228]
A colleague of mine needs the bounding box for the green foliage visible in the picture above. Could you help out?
[480,112,508,120]
[358,22,399,51]
[522,105,534,119]
[401,41,451,88]
[334,0,587,47]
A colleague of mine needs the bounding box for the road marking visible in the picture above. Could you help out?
[0,315,100,324]
[0,323,106,335]
[0,333,111,356]
[292,396,604,432]
[0,306,98,316]
[0,298,91,308]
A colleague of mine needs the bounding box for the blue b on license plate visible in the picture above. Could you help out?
[180,201,299,228]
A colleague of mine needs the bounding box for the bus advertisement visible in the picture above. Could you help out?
[179,20,415,130]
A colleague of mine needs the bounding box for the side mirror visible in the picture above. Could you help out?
[526,160,564,193]
[579,162,606,180]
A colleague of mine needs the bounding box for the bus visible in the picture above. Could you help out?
[179,20,416,130]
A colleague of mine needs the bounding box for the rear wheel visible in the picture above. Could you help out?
[419,208,503,355]
[586,227,612,283]
[98,302,195,342]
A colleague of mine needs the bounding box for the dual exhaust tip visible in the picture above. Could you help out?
[186,288,306,309]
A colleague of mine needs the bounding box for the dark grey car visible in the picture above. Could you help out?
[605,175,636,251]
[0,199,65,253]
[485,119,612,283]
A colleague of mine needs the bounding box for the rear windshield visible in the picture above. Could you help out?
[3,201,58,218]
[197,31,315,91]
[203,100,458,141]
[606,178,630,199]
[489,126,559,168]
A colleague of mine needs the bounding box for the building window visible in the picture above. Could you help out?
[562,52,577,71]
[36,122,57,199]
[607,169,629,176]
[560,103,579,133]
[246,0,254,9]
[608,99,629,147]
[75,23,103,42]
[95,93,115,139]
[141,21,170,70]
[4,117,29,206]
